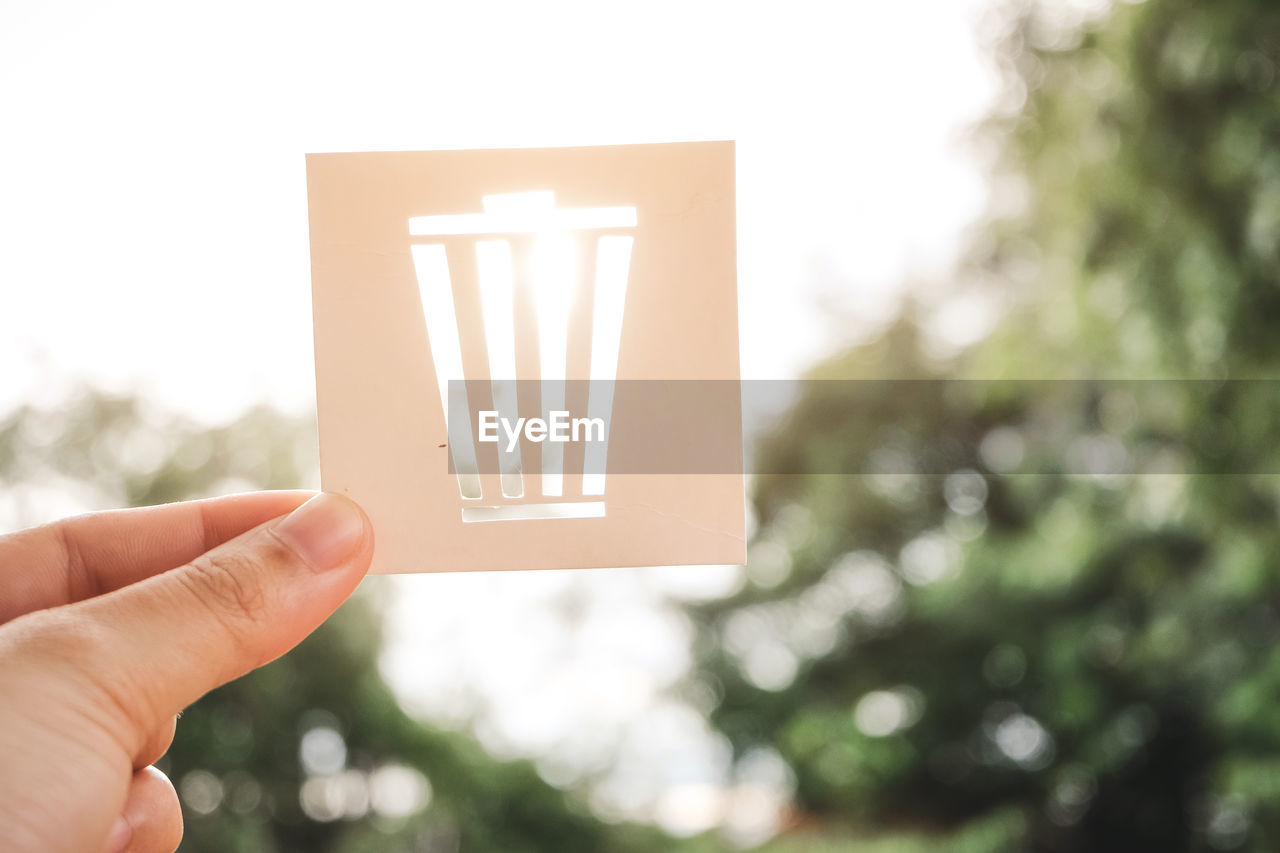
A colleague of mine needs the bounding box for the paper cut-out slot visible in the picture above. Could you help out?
[409,191,635,521]
[409,190,636,236]
[461,501,607,523]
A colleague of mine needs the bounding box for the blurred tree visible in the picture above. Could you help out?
[0,393,684,853]
[689,0,1280,851]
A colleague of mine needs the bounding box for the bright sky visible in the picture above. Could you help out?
[1,0,998,840]
[0,0,993,417]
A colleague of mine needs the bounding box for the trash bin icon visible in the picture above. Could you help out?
[408,191,635,522]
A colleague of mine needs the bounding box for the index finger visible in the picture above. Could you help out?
[0,491,315,623]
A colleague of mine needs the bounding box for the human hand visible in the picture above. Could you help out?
[0,491,374,853]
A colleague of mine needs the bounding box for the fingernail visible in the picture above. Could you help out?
[274,493,368,572]
[104,816,131,853]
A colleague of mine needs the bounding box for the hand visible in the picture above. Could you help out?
[0,491,374,853]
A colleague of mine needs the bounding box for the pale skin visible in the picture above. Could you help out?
[0,491,374,853]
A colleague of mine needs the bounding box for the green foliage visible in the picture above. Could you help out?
[689,0,1280,850]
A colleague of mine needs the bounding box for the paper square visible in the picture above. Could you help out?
[306,142,744,573]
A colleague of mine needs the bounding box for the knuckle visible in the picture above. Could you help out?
[174,536,294,670]
[182,547,275,631]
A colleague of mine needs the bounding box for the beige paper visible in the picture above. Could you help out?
[306,142,744,573]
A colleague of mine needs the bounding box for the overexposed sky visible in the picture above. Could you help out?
[0,0,994,421]
[1,0,1000,839]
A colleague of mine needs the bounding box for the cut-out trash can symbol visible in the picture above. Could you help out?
[408,191,636,522]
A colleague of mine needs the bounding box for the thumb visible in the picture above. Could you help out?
[41,492,373,754]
